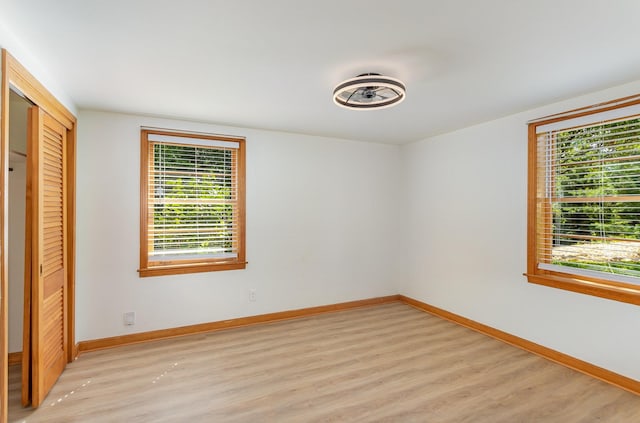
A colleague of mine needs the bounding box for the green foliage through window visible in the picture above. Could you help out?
[545,116,640,279]
[150,142,236,259]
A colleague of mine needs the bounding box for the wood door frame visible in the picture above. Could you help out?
[1,49,77,423]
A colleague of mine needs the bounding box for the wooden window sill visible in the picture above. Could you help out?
[138,261,247,277]
[524,272,640,306]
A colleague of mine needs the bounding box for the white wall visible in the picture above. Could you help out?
[76,110,401,341]
[0,20,77,116]
[401,79,640,381]
[7,92,30,353]
[8,159,25,353]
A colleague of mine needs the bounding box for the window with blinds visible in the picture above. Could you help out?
[139,129,246,277]
[527,97,640,305]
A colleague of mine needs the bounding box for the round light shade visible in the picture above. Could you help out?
[333,73,406,110]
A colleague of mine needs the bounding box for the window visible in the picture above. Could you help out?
[139,128,246,277]
[527,96,640,305]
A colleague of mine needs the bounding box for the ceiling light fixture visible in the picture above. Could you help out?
[333,73,406,110]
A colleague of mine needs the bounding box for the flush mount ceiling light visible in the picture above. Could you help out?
[333,73,406,110]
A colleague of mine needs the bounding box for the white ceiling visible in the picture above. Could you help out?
[2,0,640,144]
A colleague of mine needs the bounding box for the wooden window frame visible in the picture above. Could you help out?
[138,129,246,277]
[526,95,640,305]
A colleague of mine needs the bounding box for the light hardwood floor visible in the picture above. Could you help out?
[8,303,640,422]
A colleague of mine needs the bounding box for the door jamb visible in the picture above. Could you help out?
[1,49,77,423]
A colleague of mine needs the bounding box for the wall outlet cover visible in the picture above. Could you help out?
[123,311,136,326]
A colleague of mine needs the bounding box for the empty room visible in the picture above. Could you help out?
[1,1,640,422]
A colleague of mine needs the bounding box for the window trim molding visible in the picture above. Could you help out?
[138,128,246,277]
[526,95,640,306]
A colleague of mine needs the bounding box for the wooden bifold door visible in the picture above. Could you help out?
[21,106,68,408]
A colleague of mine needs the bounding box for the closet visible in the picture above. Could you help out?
[1,50,77,422]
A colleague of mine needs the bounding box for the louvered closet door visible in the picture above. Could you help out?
[27,107,68,407]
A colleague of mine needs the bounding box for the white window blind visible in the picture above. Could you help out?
[535,107,640,284]
[147,135,240,263]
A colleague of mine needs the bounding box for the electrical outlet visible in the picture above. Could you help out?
[123,311,136,326]
[248,289,257,302]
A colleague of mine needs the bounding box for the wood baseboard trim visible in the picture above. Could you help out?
[8,352,21,366]
[75,293,639,396]
[77,295,401,354]
[399,295,640,396]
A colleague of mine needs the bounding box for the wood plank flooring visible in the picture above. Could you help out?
[8,303,640,422]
